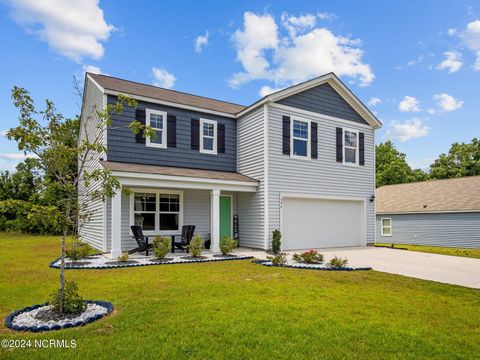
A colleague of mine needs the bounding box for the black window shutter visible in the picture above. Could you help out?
[191,119,200,150]
[359,132,365,166]
[336,127,343,162]
[282,116,290,155]
[167,114,176,148]
[217,123,225,153]
[311,122,318,159]
[135,109,146,144]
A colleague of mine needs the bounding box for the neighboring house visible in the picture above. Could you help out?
[376,176,480,248]
[79,72,381,257]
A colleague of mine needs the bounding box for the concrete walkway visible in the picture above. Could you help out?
[235,247,480,289]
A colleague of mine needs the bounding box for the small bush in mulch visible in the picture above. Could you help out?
[188,234,204,257]
[148,257,174,263]
[220,236,237,255]
[153,236,171,260]
[329,256,349,268]
[105,260,138,266]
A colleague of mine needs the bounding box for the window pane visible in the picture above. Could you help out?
[134,193,156,212]
[345,131,357,147]
[150,113,164,129]
[151,130,163,144]
[203,137,214,151]
[134,213,155,231]
[293,139,307,156]
[293,120,308,139]
[382,227,391,236]
[160,214,178,231]
[203,123,214,137]
[345,147,356,163]
[382,219,391,227]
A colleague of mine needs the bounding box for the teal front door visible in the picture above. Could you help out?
[219,196,232,240]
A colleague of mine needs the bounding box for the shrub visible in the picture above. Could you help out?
[329,256,348,268]
[117,253,129,262]
[220,236,237,255]
[153,235,170,259]
[267,253,287,266]
[65,237,95,260]
[272,229,281,254]
[49,281,86,315]
[188,234,203,257]
[292,250,323,264]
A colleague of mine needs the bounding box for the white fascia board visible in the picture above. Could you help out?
[104,90,237,119]
[112,171,258,192]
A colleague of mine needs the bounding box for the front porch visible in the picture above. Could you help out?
[103,161,258,258]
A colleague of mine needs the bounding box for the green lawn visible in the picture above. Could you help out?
[375,243,480,259]
[1,233,479,359]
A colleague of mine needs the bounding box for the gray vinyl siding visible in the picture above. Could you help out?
[237,107,266,249]
[376,212,480,249]
[105,189,237,252]
[267,105,375,248]
[107,96,237,172]
[78,78,106,251]
[277,83,368,125]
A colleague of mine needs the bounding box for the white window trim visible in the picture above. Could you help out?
[130,189,184,236]
[146,109,167,149]
[199,118,217,155]
[290,117,311,160]
[381,217,392,237]
[342,127,359,167]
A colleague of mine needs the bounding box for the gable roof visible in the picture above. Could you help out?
[376,176,480,214]
[88,73,246,116]
[87,72,381,127]
[237,73,382,128]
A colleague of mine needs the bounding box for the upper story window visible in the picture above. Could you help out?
[200,118,217,154]
[291,118,310,159]
[381,218,392,237]
[146,109,167,148]
[343,128,358,166]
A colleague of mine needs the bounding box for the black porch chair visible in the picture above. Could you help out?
[129,225,154,256]
[172,225,196,253]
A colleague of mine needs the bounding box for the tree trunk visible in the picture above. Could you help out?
[59,197,72,315]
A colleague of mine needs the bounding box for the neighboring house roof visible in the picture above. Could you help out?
[376,176,480,214]
[100,161,258,184]
[87,72,381,128]
[88,73,246,116]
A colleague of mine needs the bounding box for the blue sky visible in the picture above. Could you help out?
[1,1,479,171]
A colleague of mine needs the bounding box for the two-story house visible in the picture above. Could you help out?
[79,72,381,257]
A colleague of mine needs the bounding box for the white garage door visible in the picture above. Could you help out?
[282,197,364,250]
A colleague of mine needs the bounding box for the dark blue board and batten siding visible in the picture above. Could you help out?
[277,83,368,125]
[376,212,480,249]
[106,95,237,172]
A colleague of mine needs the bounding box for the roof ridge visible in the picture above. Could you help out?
[88,73,246,108]
[378,175,480,189]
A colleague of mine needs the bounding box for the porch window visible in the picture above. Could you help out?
[131,190,183,234]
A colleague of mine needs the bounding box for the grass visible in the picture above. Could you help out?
[1,233,479,359]
[375,243,480,259]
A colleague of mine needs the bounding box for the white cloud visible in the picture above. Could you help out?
[82,64,102,75]
[317,12,337,21]
[447,28,457,36]
[0,153,37,160]
[152,67,176,89]
[368,97,381,106]
[427,108,436,114]
[408,157,435,170]
[281,12,316,38]
[259,85,284,97]
[396,55,425,70]
[458,20,480,70]
[8,0,115,62]
[434,93,464,112]
[398,96,421,112]
[195,31,209,53]
[385,118,429,142]
[230,11,374,89]
[436,51,463,73]
[0,130,8,137]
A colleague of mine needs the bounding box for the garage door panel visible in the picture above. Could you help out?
[282,198,363,250]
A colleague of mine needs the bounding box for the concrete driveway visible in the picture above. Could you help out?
[317,247,480,289]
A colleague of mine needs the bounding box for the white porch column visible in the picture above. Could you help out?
[111,187,122,258]
[210,189,220,253]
